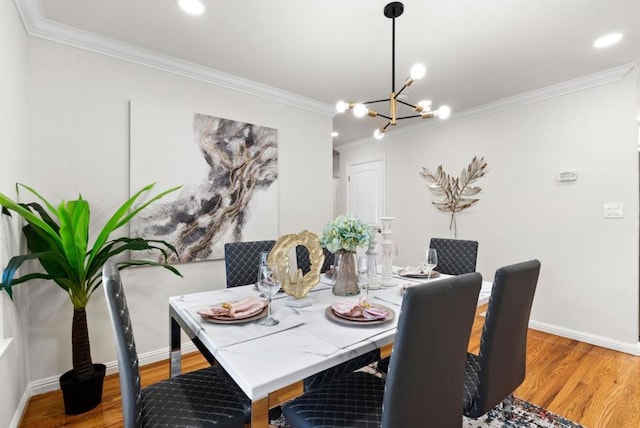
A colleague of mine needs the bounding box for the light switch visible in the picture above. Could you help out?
[603,203,624,218]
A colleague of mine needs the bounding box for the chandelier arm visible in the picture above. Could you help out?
[396,99,419,109]
[377,113,392,120]
[364,98,392,105]
[395,83,410,98]
[396,114,423,120]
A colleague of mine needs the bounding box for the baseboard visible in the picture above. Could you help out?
[28,342,198,396]
[528,320,640,356]
[9,386,30,428]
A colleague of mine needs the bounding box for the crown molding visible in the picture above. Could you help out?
[337,62,638,151]
[14,0,335,117]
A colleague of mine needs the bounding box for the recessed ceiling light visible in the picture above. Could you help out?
[332,131,339,138]
[593,32,623,48]
[177,0,205,15]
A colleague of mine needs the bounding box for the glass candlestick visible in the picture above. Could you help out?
[366,224,381,289]
[380,217,395,286]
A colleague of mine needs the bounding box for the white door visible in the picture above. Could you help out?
[346,158,386,225]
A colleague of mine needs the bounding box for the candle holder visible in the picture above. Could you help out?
[365,224,381,290]
[380,217,395,286]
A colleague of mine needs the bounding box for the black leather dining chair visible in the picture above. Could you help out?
[377,236,480,374]
[430,237,479,275]
[224,240,276,287]
[295,245,335,274]
[102,262,250,428]
[283,273,482,428]
[463,259,541,418]
[297,245,379,393]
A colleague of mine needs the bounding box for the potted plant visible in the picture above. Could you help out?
[0,183,182,414]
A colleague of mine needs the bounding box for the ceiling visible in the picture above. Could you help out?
[28,0,640,145]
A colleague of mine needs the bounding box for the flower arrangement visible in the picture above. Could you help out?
[320,214,372,253]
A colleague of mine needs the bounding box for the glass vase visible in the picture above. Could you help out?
[333,250,360,296]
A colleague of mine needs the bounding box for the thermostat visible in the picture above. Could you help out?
[557,171,577,182]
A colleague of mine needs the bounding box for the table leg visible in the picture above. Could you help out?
[251,397,269,428]
[170,316,181,378]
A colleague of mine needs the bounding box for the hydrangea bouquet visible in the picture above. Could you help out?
[320,214,372,253]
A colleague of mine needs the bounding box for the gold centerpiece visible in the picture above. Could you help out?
[267,230,324,299]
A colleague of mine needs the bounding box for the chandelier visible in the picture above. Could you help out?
[335,2,451,140]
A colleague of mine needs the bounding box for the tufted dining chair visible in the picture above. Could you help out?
[293,244,379,392]
[283,273,482,428]
[224,240,276,287]
[377,237,480,374]
[463,259,541,418]
[102,262,250,427]
[295,245,335,274]
[430,237,479,275]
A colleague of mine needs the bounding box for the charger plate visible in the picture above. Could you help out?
[325,304,395,326]
[398,269,440,279]
[199,305,267,324]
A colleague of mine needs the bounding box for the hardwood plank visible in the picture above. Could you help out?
[18,315,640,428]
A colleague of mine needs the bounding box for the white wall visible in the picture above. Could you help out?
[0,1,30,426]
[339,69,640,353]
[22,38,333,388]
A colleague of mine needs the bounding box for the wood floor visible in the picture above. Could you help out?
[19,310,640,428]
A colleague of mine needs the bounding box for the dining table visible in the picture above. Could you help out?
[169,269,492,427]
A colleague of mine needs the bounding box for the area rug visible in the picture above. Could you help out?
[269,365,584,428]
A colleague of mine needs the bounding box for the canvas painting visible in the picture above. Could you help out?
[129,102,278,263]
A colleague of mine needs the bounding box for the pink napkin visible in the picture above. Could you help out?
[331,297,389,320]
[198,296,266,319]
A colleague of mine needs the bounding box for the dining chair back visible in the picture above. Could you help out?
[283,273,482,428]
[295,245,335,274]
[463,259,541,418]
[224,240,276,287]
[430,237,478,275]
[102,262,248,428]
[296,245,377,394]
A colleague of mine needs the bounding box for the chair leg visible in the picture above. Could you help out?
[501,394,514,419]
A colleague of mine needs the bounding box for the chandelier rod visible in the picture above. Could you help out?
[391,11,396,93]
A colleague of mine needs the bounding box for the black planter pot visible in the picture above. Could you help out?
[59,363,106,415]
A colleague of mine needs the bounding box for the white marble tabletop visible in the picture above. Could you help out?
[169,271,492,402]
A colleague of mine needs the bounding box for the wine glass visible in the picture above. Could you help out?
[257,263,281,326]
[256,251,269,292]
[423,248,438,279]
[357,256,369,296]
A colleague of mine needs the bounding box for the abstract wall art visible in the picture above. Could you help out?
[130,102,278,263]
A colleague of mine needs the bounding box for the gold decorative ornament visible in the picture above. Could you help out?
[267,230,324,299]
[419,156,488,239]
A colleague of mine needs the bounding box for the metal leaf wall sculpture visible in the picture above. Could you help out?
[419,156,488,238]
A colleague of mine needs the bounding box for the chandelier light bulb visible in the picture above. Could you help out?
[336,101,349,113]
[418,100,432,109]
[353,103,368,118]
[410,64,426,80]
[373,129,385,140]
[437,105,451,119]
[176,0,205,15]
